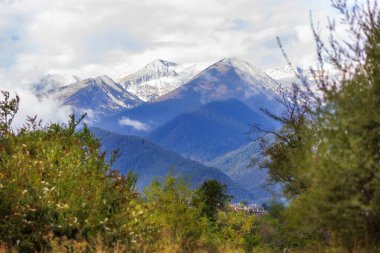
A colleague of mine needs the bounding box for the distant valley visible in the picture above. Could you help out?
[91,127,257,202]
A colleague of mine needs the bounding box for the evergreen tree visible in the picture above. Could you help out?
[193,180,231,221]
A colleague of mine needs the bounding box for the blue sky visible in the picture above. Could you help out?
[0,0,356,86]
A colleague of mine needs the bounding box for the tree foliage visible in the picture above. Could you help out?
[144,175,222,252]
[254,0,380,251]
[3,0,380,252]
[0,93,156,252]
[193,180,231,221]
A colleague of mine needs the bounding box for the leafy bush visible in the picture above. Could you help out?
[144,175,219,252]
[0,91,157,252]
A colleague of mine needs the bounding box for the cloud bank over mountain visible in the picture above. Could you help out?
[7,88,72,128]
[0,0,353,124]
[1,0,339,86]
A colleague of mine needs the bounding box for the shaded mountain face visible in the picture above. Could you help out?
[96,57,282,136]
[148,99,276,162]
[50,75,142,122]
[118,59,210,102]
[206,141,280,203]
[91,127,256,202]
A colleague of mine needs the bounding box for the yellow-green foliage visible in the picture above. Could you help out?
[0,92,156,252]
[144,175,219,252]
[216,210,256,250]
[144,175,282,253]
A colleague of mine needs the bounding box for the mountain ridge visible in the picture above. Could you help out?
[91,127,257,202]
[148,99,275,162]
[118,59,211,102]
[50,75,142,122]
[96,57,282,136]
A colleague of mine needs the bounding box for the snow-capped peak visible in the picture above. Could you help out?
[119,59,179,86]
[148,59,178,68]
[48,75,142,122]
[118,59,211,102]
[205,57,280,94]
[32,74,81,94]
[55,75,131,100]
[95,75,114,83]
[265,65,315,89]
[219,57,246,65]
[216,57,264,72]
[155,57,282,115]
[92,75,125,93]
[265,65,313,81]
[265,65,299,80]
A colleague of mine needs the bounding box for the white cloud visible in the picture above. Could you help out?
[0,0,351,88]
[7,88,72,128]
[0,67,73,126]
[0,0,366,128]
[118,117,149,131]
[0,0,358,125]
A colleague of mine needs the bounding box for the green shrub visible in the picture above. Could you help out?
[0,91,157,252]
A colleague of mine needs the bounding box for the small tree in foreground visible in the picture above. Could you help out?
[144,175,220,252]
[193,180,231,222]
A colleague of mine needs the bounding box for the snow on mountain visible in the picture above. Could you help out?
[32,74,81,94]
[217,57,280,96]
[118,59,211,102]
[157,57,281,107]
[265,65,297,80]
[96,57,282,136]
[265,65,313,87]
[51,75,142,122]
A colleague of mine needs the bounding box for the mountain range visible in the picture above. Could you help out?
[91,127,256,202]
[95,57,281,136]
[48,75,142,122]
[31,57,294,203]
[149,99,275,162]
[206,141,279,202]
